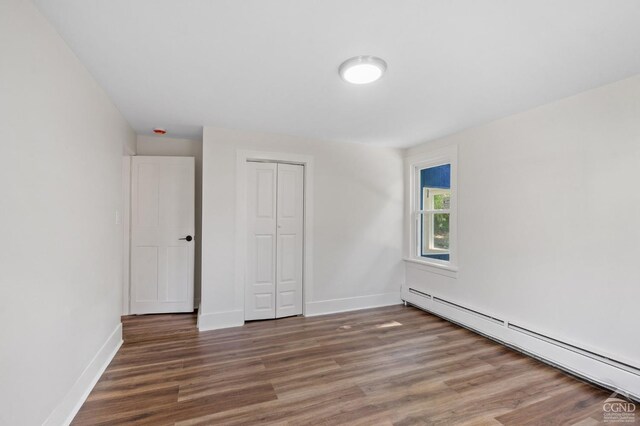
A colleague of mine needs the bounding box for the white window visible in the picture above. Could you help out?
[408,147,457,269]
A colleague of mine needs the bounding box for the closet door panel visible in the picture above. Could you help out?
[276,163,304,318]
[245,162,277,320]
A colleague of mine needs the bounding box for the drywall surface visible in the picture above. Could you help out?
[405,75,640,368]
[200,126,404,326]
[0,0,136,423]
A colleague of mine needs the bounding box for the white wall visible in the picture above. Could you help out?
[404,75,640,394]
[200,126,404,329]
[0,0,136,424]
[136,135,203,307]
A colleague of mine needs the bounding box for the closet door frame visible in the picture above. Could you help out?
[236,150,314,322]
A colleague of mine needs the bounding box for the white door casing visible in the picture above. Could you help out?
[245,161,304,320]
[130,156,195,314]
[122,155,132,315]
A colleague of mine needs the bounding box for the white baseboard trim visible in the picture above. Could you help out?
[198,309,244,331]
[305,292,402,317]
[402,287,640,401]
[196,293,402,331]
[43,323,123,426]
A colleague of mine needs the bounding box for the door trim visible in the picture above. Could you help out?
[122,155,132,315]
[236,150,314,320]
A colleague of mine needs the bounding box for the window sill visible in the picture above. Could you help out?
[403,257,459,272]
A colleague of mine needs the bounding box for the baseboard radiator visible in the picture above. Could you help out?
[408,287,505,326]
[507,323,640,377]
[404,287,640,401]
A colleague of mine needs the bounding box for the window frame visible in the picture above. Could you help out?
[421,187,451,255]
[407,146,458,271]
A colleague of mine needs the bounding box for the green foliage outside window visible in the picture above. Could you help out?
[433,193,450,249]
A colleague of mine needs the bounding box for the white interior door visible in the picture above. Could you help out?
[245,162,277,320]
[245,161,303,320]
[275,163,304,318]
[130,156,195,314]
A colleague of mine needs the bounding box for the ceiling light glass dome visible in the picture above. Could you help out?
[339,56,387,85]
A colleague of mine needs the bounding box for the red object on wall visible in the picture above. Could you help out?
[153,128,167,135]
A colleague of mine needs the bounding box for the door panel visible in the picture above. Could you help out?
[134,246,159,301]
[245,162,277,320]
[130,156,195,314]
[276,163,304,318]
[278,234,296,282]
[254,293,274,309]
[255,235,275,283]
[161,164,193,228]
[245,161,304,320]
[167,246,189,301]
[137,163,160,227]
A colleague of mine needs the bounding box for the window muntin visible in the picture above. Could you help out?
[418,163,451,261]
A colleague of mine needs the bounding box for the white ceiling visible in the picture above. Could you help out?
[35,0,640,147]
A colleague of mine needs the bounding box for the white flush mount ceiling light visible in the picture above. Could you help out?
[339,56,387,85]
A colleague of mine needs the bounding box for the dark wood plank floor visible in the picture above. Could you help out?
[72,305,619,425]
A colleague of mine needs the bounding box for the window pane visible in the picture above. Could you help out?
[420,164,450,210]
[419,212,450,261]
[420,164,451,190]
[432,213,449,249]
[433,193,450,210]
[418,163,451,262]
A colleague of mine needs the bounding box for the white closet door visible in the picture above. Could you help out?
[245,161,304,321]
[275,164,304,318]
[245,162,278,320]
[130,156,195,314]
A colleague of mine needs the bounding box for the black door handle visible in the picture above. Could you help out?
[179,235,193,242]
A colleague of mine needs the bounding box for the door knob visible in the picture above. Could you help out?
[179,235,193,242]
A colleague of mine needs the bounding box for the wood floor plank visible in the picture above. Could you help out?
[72,305,617,425]
[494,386,610,425]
